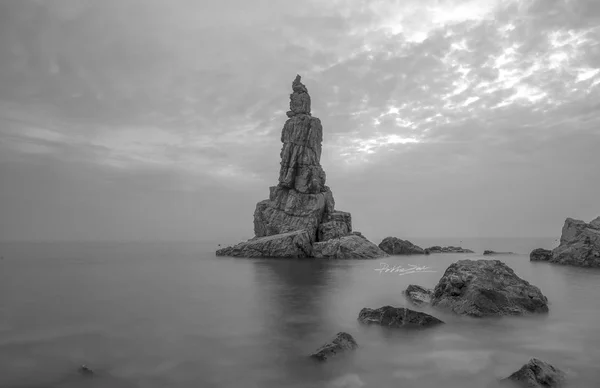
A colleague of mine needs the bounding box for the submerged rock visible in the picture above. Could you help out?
[425,246,474,254]
[313,234,388,259]
[357,306,443,328]
[403,284,433,306]
[215,230,313,258]
[500,358,566,387]
[310,332,358,361]
[217,75,384,259]
[378,237,426,255]
[548,217,600,267]
[78,365,94,376]
[431,260,548,317]
[530,248,552,262]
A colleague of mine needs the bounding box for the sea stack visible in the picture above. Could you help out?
[216,75,387,259]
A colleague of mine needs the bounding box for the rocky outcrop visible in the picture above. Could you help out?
[309,332,358,361]
[547,217,600,267]
[378,237,426,255]
[483,250,515,255]
[403,284,433,306]
[425,246,474,254]
[313,234,387,260]
[431,260,549,317]
[500,358,566,387]
[358,306,444,328]
[215,230,313,258]
[216,75,386,259]
[530,248,552,262]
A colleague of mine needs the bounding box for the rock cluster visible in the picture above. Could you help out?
[425,246,474,254]
[216,76,386,259]
[378,237,427,255]
[531,216,600,267]
[410,260,549,317]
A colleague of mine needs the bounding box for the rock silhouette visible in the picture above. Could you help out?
[216,76,386,259]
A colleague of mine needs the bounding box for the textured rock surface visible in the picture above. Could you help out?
[216,75,383,258]
[530,248,552,262]
[378,237,426,255]
[309,332,358,361]
[358,306,444,328]
[549,217,600,267]
[404,284,433,306]
[313,235,388,259]
[425,246,475,254]
[215,230,313,258]
[500,358,566,387]
[431,260,549,317]
[318,211,352,241]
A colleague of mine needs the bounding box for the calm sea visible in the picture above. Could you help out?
[1,238,599,388]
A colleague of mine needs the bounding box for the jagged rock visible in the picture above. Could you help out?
[378,237,426,255]
[318,211,352,241]
[78,365,94,376]
[530,248,552,262]
[216,75,383,259]
[483,250,515,255]
[548,217,600,267]
[431,260,548,317]
[358,306,443,328]
[215,230,313,258]
[254,186,334,242]
[425,246,474,254]
[313,235,388,259]
[403,284,433,306]
[500,358,566,387]
[309,332,358,362]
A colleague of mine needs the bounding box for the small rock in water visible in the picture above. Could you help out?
[404,284,433,306]
[500,358,566,387]
[358,306,443,328]
[310,332,358,362]
[78,364,94,376]
[530,248,552,261]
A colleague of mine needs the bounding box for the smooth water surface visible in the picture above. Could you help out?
[1,239,599,387]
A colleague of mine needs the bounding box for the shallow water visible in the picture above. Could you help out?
[1,240,599,387]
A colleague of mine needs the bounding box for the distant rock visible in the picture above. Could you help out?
[313,234,388,260]
[215,230,313,258]
[483,250,515,255]
[425,246,474,254]
[357,306,444,328]
[378,237,426,255]
[547,216,600,267]
[78,365,94,376]
[403,284,433,306]
[530,248,552,262]
[216,75,384,259]
[431,259,549,317]
[310,332,358,361]
[500,358,566,387]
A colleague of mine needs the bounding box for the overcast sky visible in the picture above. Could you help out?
[0,0,598,242]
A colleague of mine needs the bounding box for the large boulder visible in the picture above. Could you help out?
[549,217,600,267]
[403,284,433,306]
[431,260,549,317]
[313,234,388,259]
[309,332,358,362]
[215,230,313,258]
[500,358,566,387]
[530,248,552,262]
[378,237,426,255]
[358,306,443,328]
